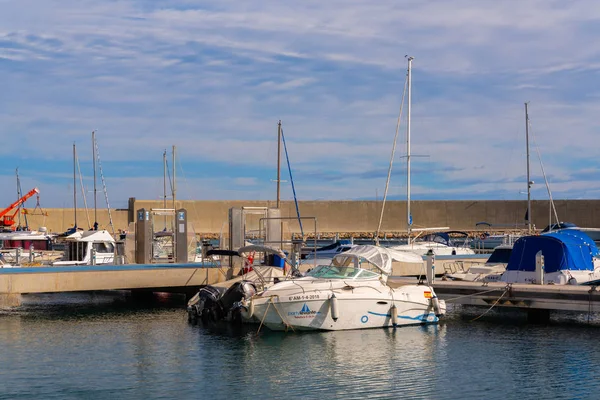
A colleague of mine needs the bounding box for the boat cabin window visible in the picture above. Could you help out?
[92,242,115,254]
[487,248,512,264]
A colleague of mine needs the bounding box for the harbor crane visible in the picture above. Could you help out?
[0,187,40,229]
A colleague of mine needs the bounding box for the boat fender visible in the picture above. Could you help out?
[247,298,255,319]
[330,294,339,321]
[390,304,398,327]
[431,295,442,317]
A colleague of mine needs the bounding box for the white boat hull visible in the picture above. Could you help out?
[250,285,445,331]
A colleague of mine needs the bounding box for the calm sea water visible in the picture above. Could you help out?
[1,294,599,400]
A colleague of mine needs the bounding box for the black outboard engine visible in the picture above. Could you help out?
[188,285,227,324]
[220,281,257,323]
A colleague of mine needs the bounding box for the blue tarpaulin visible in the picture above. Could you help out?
[506,230,599,273]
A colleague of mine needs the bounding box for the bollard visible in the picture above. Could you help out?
[535,250,544,284]
[426,249,435,285]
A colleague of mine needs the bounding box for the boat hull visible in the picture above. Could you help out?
[250,285,444,331]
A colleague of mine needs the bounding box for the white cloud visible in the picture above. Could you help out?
[0,0,599,206]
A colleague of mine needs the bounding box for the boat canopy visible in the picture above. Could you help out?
[65,230,115,243]
[333,245,422,276]
[506,230,599,273]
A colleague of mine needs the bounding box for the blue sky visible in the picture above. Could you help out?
[1,0,600,209]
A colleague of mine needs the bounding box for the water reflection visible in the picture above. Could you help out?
[1,303,600,399]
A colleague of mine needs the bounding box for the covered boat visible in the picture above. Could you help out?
[500,230,600,285]
[242,245,444,331]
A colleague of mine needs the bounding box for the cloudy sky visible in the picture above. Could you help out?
[1,0,599,209]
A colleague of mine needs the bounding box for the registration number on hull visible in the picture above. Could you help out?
[288,295,321,301]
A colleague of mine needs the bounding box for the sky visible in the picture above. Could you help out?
[1,0,600,209]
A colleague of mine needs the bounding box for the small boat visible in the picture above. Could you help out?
[53,230,116,266]
[0,228,57,265]
[301,239,356,260]
[242,245,444,331]
[500,230,600,285]
[390,231,475,256]
[446,244,513,282]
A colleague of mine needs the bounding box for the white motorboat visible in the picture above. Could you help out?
[446,244,513,282]
[0,229,58,265]
[301,240,356,260]
[242,245,445,331]
[53,230,116,266]
[391,232,475,257]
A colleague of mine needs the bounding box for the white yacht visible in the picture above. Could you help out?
[240,245,445,331]
[53,230,116,266]
[391,232,475,257]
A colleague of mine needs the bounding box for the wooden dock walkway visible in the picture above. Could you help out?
[390,277,600,315]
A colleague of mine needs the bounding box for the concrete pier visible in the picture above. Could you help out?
[0,263,238,308]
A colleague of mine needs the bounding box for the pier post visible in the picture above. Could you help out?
[0,293,22,308]
[535,251,544,284]
[426,250,435,285]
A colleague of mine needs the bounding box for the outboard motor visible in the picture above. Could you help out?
[188,285,227,324]
[220,281,257,323]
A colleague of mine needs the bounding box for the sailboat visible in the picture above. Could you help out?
[388,58,474,257]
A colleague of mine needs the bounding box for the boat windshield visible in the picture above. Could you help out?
[306,256,381,279]
[487,248,512,264]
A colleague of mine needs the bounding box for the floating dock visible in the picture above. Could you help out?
[390,278,600,321]
[0,263,237,307]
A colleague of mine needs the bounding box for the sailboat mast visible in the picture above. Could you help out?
[276,120,282,208]
[73,143,77,229]
[406,56,414,236]
[172,145,176,211]
[163,150,167,230]
[525,102,532,234]
[92,131,98,230]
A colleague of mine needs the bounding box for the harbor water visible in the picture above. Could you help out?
[1,294,599,399]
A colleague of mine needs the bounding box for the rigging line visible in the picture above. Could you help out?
[530,122,560,226]
[94,137,115,235]
[76,151,92,229]
[280,127,304,238]
[376,72,409,242]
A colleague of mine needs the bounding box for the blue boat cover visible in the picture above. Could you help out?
[506,230,599,273]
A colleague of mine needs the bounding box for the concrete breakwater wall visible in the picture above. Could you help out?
[27,198,600,235]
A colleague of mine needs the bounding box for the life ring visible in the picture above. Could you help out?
[479,233,486,240]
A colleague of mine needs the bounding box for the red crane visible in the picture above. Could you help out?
[0,187,40,229]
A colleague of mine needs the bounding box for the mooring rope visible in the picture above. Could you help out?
[470,286,510,322]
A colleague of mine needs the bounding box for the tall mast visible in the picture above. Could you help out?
[276,120,282,208]
[525,102,532,234]
[172,145,176,211]
[163,150,167,230]
[15,168,22,228]
[92,130,97,230]
[73,143,77,229]
[406,56,414,236]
